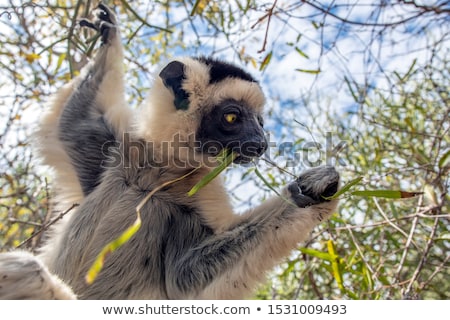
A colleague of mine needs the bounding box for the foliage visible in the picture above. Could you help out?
[256,60,449,299]
[0,0,448,299]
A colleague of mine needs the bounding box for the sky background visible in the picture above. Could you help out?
[1,0,448,211]
[151,0,449,210]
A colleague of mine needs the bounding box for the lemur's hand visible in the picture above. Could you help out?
[0,252,76,299]
[79,2,118,45]
[288,166,340,208]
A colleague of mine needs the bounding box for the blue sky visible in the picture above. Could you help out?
[2,0,448,210]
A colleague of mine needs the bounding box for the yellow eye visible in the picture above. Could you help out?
[224,113,237,124]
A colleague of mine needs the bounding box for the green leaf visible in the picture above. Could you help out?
[378,274,391,286]
[254,167,279,195]
[344,76,359,103]
[398,58,417,82]
[187,150,237,196]
[389,201,399,219]
[362,264,374,291]
[295,68,320,74]
[295,47,309,59]
[343,288,359,300]
[254,167,293,205]
[438,149,450,168]
[327,240,344,290]
[259,51,272,71]
[351,190,423,199]
[405,117,414,131]
[279,259,298,278]
[299,247,333,261]
[241,167,255,180]
[55,53,66,73]
[324,176,363,200]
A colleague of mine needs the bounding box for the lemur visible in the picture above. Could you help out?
[0,3,339,299]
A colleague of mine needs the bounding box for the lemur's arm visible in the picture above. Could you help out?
[165,166,340,299]
[57,4,131,195]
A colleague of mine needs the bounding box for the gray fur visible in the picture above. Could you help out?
[58,4,119,195]
[0,252,76,299]
[0,3,340,300]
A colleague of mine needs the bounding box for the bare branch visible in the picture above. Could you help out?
[403,217,440,297]
[17,204,79,250]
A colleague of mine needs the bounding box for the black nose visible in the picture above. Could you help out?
[239,135,268,158]
[256,137,268,156]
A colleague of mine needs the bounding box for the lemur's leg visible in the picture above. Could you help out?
[0,251,76,299]
[57,3,131,196]
[166,166,340,299]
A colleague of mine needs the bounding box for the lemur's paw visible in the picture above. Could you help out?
[79,2,118,45]
[288,166,340,208]
[0,251,76,299]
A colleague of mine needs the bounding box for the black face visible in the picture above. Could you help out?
[196,100,267,164]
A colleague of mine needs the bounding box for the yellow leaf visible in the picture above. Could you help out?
[191,0,209,16]
[25,53,40,63]
[14,72,24,81]
[327,239,344,290]
[85,213,142,285]
[150,32,163,42]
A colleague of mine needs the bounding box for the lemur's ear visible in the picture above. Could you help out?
[159,61,190,110]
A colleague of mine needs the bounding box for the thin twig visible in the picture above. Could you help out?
[294,119,319,147]
[345,226,378,281]
[7,219,42,227]
[419,254,450,290]
[373,197,418,249]
[307,269,324,299]
[17,204,79,249]
[34,177,53,249]
[136,168,199,213]
[67,0,83,77]
[260,156,296,177]
[251,0,278,53]
[300,0,427,27]
[119,0,172,32]
[398,0,450,14]
[403,217,440,297]
[392,195,423,294]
